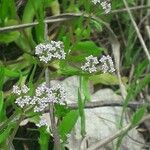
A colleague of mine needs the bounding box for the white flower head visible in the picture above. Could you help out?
[15,95,32,108]
[49,84,66,105]
[13,84,31,108]
[12,85,21,95]
[36,116,48,127]
[35,41,66,63]
[91,0,111,14]
[32,83,50,112]
[21,85,29,94]
[92,0,101,4]
[101,1,111,14]
[32,82,66,112]
[99,55,115,73]
[81,55,99,73]
[12,84,30,95]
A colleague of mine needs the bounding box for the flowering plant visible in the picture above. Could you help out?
[0,0,149,150]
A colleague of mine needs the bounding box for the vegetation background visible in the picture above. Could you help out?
[0,0,150,149]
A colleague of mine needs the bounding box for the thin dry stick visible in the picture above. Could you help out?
[123,0,150,62]
[87,114,150,150]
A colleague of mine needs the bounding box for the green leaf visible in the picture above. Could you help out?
[131,105,147,126]
[0,0,17,25]
[59,61,81,76]
[0,127,12,144]
[50,0,60,15]
[55,104,70,118]
[69,41,103,62]
[134,60,149,79]
[38,128,50,150]
[82,76,91,101]
[78,87,86,137]
[90,73,128,85]
[58,110,79,141]
[22,0,42,46]
[0,32,20,44]
[4,68,20,78]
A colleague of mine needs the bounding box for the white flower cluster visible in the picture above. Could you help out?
[81,55,99,73]
[35,41,66,63]
[33,83,66,112]
[13,85,31,108]
[91,0,111,13]
[81,55,115,73]
[92,0,101,4]
[36,116,48,127]
[99,55,115,73]
[13,83,66,112]
[49,84,66,105]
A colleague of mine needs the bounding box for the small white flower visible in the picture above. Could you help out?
[92,0,101,4]
[101,1,111,14]
[35,82,47,97]
[36,116,48,127]
[99,55,115,73]
[32,83,50,112]
[32,82,66,112]
[12,85,21,95]
[21,85,29,94]
[13,84,31,108]
[12,84,30,95]
[15,95,32,108]
[33,103,48,112]
[35,41,66,63]
[49,84,66,105]
[81,55,99,73]
[91,0,111,14]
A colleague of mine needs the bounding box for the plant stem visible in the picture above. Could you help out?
[45,68,61,150]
